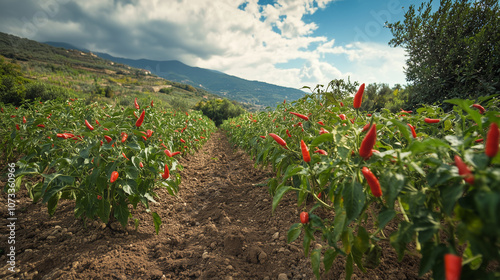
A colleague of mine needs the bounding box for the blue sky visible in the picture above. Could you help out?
[0,0,435,90]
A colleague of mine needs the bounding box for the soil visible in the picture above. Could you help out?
[0,130,429,280]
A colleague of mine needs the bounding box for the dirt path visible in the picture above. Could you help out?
[1,130,426,280]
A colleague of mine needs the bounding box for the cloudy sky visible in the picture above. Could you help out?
[0,0,426,90]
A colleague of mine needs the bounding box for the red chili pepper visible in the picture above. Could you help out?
[180,138,186,143]
[290,112,309,121]
[400,108,413,114]
[471,104,485,114]
[37,124,45,128]
[454,155,474,184]
[361,167,382,197]
[424,118,440,124]
[339,114,346,120]
[359,124,377,159]
[444,254,462,280]
[185,112,189,116]
[485,122,499,158]
[135,110,145,127]
[104,135,112,143]
[150,100,154,107]
[269,133,287,148]
[122,152,129,160]
[16,124,20,130]
[475,138,483,143]
[110,171,119,183]
[139,162,144,168]
[57,133,75,139]
[146,129,153,138]
[407,123,417,138]
[286,129,292,137]
[162,164,170,179]
[317,121,324,126]
[133,111,138,119]
[97,195,102,200]
[23,116,27,124]
[301,140,311,163]
[314,149,328,155]
[164,149,173,157]
[362,123,370,132]
[103,128,109,131]
[260,136,266,139]
[121,133,128,143]
[95,119,100,125]
[353,83,365,109]
[141,136,147,141]
[300,212,309,224]
[366,114,372,117]
[340,102,344,107]
[85,119,94,130]
[319,127,329,135]
[134,98,140,109]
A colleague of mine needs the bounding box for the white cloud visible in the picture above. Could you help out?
[0,0,407,91]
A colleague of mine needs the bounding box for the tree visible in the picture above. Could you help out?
[387,0,500,109]
[193,98,246,126]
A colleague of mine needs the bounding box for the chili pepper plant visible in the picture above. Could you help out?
[222,83,500,279]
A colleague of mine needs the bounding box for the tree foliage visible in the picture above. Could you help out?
[387,0,500,109]
[194,98,246,126]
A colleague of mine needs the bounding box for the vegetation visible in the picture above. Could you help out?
[193,98,246,126]
[0,32,222,110]
[387,0,500,109]
[2,97,216,232]
[94,54,306,109]
[222,81,500,279]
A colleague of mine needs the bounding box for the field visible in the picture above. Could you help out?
[1,129,429,280]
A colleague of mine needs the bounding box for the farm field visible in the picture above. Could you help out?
[1,129,428,280]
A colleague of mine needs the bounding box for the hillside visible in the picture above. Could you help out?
[0,32,221,111]
[94,53,305,109]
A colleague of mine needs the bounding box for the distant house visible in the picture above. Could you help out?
[142,69,151,75]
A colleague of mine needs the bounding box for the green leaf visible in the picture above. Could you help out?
[287,223,302,243]
[303,226,314,256]
[391,119,411,143]
[354,226,370,253]
[383,173,405,207]
[377,208,396,229]
[272,185,291,214]
[345,253,353,280]
[441,184,464,215]
[310,133,333,147]
[114,201,130,228]
[342,181,365,223]
[323,249,338,274]
[97,199,111,224]
[352,246,367,273]
[152,212,162,235]
[47,192,61,216]
[311,249,321,279]
[332,210,346,246]
[42,175,74,204]
[419,242,447,276]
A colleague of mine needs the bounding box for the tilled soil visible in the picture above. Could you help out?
[1,130,427,279]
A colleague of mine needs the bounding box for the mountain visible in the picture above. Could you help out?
[93,53,305,109]
[0,31,221,111]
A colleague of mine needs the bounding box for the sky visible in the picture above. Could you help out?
[0,0,431,90]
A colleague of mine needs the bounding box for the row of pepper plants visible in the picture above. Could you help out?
[1,98,216,233]
[221,83,500,280]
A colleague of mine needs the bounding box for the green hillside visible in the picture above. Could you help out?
[94,53,305,109]
[0,32,222,111]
